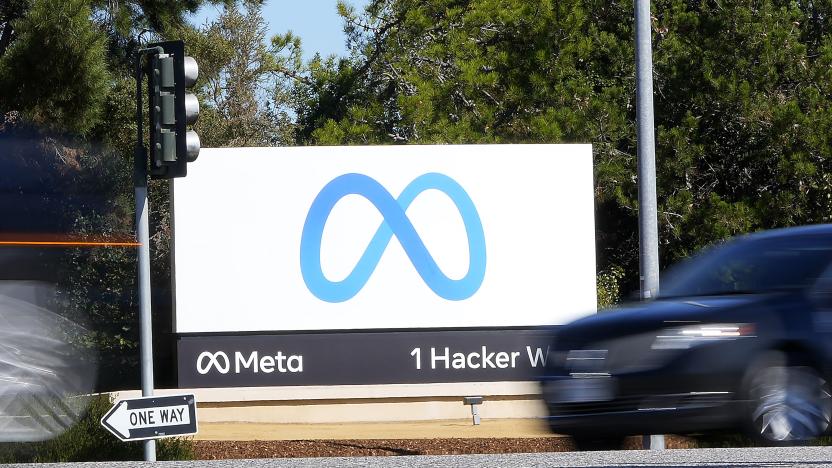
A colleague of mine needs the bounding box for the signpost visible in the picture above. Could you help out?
[634,0,664,451]
[101,394,197,442]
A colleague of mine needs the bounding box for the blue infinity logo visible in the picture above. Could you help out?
[300,173,486,303]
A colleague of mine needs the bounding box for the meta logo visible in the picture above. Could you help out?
[196,351,303,375]
[300,173,487,303]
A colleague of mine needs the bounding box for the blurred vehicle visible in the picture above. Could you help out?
[0,129,111,441]
[540,224,832,449]
[0,276,96,441]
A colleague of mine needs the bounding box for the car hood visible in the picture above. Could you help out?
[555,293,781,348]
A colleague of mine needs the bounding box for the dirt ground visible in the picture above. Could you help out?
[193,435,697,459]
[189,419,699,459]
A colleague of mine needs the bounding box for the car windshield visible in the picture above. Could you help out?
[659,234,832,298]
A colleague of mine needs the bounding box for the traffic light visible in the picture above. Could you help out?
[146,40,200,179]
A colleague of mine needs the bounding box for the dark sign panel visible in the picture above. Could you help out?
[178,329,555,388]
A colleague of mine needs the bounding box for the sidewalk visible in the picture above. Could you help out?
[194,418,556,441]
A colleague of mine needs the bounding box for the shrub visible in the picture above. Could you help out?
[597,265,625,309]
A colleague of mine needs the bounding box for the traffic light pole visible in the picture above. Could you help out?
[134,48,159,462]
[132,40,199,461]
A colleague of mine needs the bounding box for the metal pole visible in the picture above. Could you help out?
[634,0,664,451]
[134,52,157,462]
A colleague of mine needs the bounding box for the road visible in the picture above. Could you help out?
[5,447,832,467]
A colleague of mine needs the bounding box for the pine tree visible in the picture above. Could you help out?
[0,0,110,135]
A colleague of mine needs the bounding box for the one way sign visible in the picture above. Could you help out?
[101,394,197,441]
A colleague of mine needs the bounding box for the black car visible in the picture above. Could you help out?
[541,224,832,449]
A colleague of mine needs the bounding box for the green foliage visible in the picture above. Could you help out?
[0,0,235,137]
[596,265,625,308]
[296,0,636,147]
[0,394,194,463]
[650,0,832,263]
[179,2,295,147]
[0,0,110,135]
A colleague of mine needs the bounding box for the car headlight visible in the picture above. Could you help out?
[651,323,755,350]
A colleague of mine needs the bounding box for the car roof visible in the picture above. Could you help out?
[741,224,832,242]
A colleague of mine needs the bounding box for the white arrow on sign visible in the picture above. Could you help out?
[105,401,192,439]
[100,394,197,442]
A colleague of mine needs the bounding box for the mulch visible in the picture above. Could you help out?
[193,436,697,459]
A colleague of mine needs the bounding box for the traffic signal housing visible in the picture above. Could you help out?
[146,40,200,179]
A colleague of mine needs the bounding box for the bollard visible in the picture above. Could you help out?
[463,396,484,425]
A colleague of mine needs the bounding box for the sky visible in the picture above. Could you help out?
[188,0,370,61]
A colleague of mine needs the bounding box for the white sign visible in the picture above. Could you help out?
[172,144,596,333]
